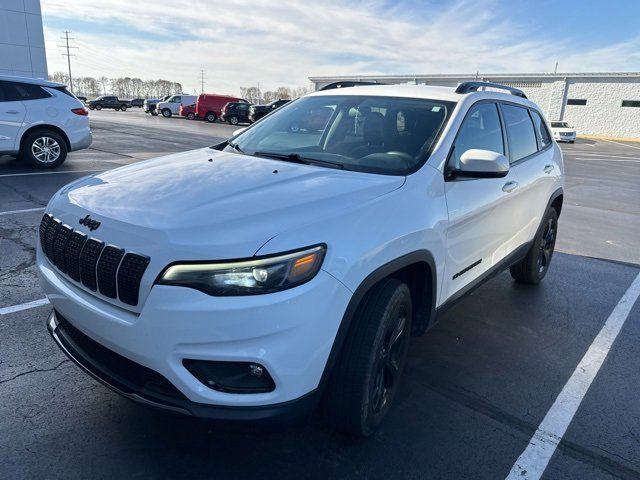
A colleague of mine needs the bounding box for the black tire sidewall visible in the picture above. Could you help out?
[206,113,216,123]
[162,109,171,117]
[229,116,239,125]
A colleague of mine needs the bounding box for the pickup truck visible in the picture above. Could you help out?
[87,96,130,111]
[248,99,290,122]
[144,95,172,116]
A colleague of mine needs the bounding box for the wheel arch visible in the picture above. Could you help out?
[20,124,71,152]
[318,251,437,395]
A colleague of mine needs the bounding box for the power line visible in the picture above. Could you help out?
[57,31,78,92]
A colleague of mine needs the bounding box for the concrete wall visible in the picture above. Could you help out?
[310,74,640,138]
[0,0,48,79]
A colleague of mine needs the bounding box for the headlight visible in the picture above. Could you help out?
[157,245,326,296]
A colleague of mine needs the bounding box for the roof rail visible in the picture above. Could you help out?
[320,81,386,91]
[455,81,527,99]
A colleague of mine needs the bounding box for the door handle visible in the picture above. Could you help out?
[502,181,519,193]
[5,110,20,114]
[544,164,555,174]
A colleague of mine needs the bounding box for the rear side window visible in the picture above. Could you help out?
[452,102,504,169]
[530,110,552,149]
[0,81,51,101]
[501,104,538,162]
[52,86,75,98]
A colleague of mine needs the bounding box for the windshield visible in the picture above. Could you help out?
[551,122,570,128]
[226,94,453,175]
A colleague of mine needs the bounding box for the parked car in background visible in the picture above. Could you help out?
[38,81,564,435]
[156,94,198,118]
[0,75,91,168]
[129,98,145,108]
[144,95,171,116]
[179,103,197,120]
[249,99,290,122]
[550,121,576,143]
[220,102,252,125]
[76,96,87,103]
[87,95,129,111]
[196,94,247,123]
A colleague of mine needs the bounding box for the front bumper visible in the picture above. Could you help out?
[39,253,352,414]
[554,133,576,142]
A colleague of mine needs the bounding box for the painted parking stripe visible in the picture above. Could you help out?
[0,169,101,178]
[0,207,45,217]
[598,138,640,151]
[0,298,49,315]
[569,157,640,164]
[506,272,640,480]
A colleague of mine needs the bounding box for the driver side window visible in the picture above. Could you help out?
[452,103,504,169]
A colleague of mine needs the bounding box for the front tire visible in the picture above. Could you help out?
[95,104,102,111]
[206,112,217,123]
[21,129,68,168]
[186,112,196,120]
[323,278,412,436]
[162,108,172,118]
[228,115,239,125]
[510,207,558,284]
[151,110,158,116]
[120,105,127,111]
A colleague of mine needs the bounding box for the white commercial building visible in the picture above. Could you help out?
[310,73,640,139]
[0,0,48,79]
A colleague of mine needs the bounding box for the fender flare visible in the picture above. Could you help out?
[317,250,437,394]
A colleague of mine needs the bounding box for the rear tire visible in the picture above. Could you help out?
[162,108,172,118]
[228,115,239,125]
[20,129,68,168]
[151,110,158,116]
[186,112,196,120]
[323,278,412,436]
[120,105,127,111]
[206,112,217,123]
[510,207,558,284]
[95,104,102,111]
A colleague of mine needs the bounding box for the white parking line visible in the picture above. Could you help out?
[0,169,101,178]
[598,139,640,151]
[570,157,640,164]
[0,207,45,216]
[0,298,49,315]
[506,272,640,480]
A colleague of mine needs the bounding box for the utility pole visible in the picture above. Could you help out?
[199,69,206,93]
[554,61,559,74]
[58,31,78,92]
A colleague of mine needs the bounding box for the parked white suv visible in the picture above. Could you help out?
[156,94,198,118]
[0,75,91,168]
[38,82,563,436]
[550,121,576,143]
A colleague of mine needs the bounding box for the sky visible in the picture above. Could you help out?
[41,0,640,96]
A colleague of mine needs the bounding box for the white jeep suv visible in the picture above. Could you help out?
[38,82,563,436]
[0,75,91,168]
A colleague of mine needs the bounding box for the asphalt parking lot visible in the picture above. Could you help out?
[1,109,639,479]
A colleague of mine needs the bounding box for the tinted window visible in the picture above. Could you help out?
[567,99,587,106]
[452,103,504,169]
[622,100,640,108]
[0,81,51,101]
[502,104,538,162]
[531,110,552,149]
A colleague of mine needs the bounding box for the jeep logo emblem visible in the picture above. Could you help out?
[79,215,101,231]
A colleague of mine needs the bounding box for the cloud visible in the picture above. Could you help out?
[41,0,640,95]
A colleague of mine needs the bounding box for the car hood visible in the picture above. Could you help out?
[52,148,405,261]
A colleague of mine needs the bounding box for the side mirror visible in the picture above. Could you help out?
[455,149,509,178]
[233,127,247,136]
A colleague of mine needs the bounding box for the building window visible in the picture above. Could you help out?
[621,100,640,108]
[567,99,587,106]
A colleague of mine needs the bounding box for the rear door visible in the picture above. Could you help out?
[499,103,551,245]
[0,80,27,152]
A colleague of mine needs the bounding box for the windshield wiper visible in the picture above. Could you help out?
[228,141,244,153]
[253,151,344,169]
